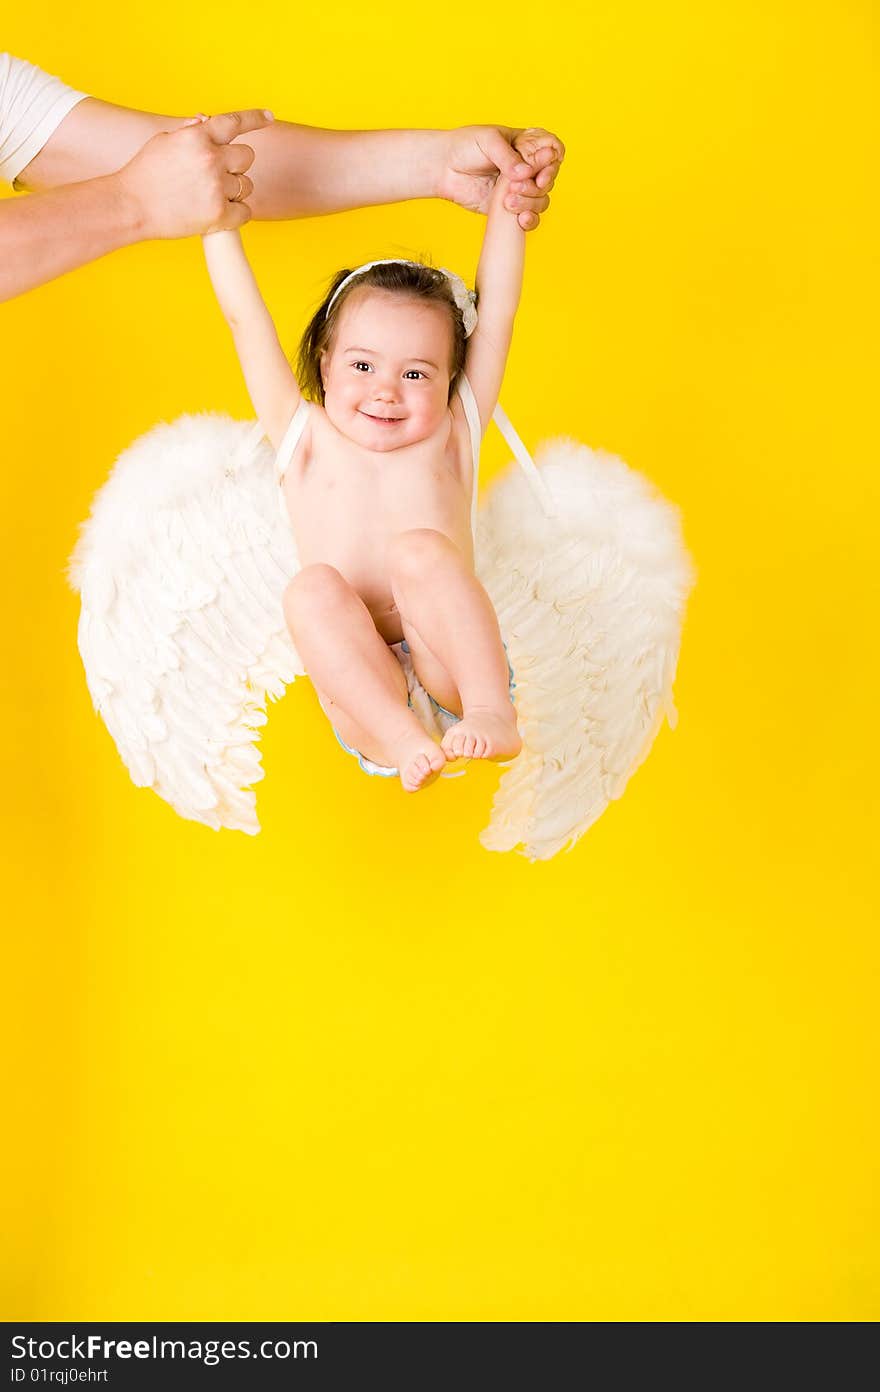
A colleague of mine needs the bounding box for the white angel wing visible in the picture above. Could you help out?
[67,413,302,833]
[476,436,697,861]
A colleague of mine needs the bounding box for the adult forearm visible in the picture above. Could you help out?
[19,99,449,220]
[242,123,448,218]
[0,174,142,302]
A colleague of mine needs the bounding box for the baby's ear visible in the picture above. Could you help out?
[319,350,328,388]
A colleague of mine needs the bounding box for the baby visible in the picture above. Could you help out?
[203,152,553,792]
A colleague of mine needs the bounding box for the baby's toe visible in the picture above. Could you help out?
[402,745,446,792]
[416,754,437,786]
[401,757,422,792]
[441,729,460,758]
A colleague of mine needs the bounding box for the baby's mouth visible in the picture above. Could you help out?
[360,410,404,424]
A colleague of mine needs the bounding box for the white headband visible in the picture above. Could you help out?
[324,258,478,337]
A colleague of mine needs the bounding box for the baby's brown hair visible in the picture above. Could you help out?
[296,261,470,404]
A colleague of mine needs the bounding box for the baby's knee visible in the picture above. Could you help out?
[388,528,456,583]
[283,564,348,630]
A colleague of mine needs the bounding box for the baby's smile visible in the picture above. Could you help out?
[359,410,405,425]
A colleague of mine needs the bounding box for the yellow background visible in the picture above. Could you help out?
[2,1,878,1321]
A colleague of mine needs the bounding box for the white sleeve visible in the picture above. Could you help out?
[0,53,88,186]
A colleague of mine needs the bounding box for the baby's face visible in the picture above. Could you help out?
[320,289,453,452]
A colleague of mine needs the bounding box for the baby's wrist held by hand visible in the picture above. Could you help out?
[497,174,528,220]
[492,170,517,203]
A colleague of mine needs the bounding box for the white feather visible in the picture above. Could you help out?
[68,414,302,833]
[476,437,697,860]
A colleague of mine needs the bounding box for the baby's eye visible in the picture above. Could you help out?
[403,370,425,380]
[352,361,372,372]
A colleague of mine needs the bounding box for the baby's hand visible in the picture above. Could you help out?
[505,129,564,227]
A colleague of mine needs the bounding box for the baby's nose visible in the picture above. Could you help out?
[373,380,398,401]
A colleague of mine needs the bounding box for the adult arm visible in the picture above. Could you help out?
[1,172,147,301]
[0,111,266,302]
[18,97,564,230]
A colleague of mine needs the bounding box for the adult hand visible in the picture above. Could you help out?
[437,125,565,230]
[114,110,274,239]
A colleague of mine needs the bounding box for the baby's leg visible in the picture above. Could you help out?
[283,564,446,792]
[388,530,521,762]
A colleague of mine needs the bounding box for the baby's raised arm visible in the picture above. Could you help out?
[202,230,301,448]
[463,171,526,432]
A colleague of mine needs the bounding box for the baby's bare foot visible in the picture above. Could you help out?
[440,706,522,762]
[389,731,448,792]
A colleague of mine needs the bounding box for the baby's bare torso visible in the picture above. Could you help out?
[281,397,474,642]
